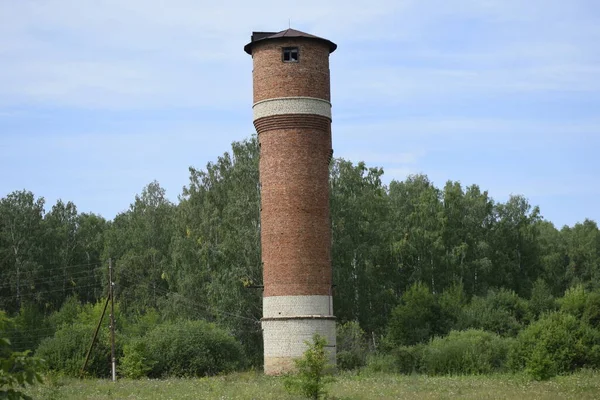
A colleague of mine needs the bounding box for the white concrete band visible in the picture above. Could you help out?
[263,295,333,318]
[262,318,336,360]
[253,97,332,121]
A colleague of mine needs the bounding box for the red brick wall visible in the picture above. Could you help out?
[252,39,333,298]
[259,127,332,297]
[252,40,331,103]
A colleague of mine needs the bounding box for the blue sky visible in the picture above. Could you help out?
[1,0,598,228]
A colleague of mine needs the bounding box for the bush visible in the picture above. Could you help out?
[508,311,600,380]
[528,279,557,319]
[438,282,467,332]
[36,322,111,378]
[583,291,600,328]
[9,303,53,353]
[365,353,397,373]
[284,334,335,400]
[119,339,156,379]
[336,321,368,370]
[0,337,44,400]
[48,296,83,330]
[459,289,527,337]
[366,345,425,374]
[141,319,244,377]
[386,282,444,346]
[420,329,512,375]
[560,285,587,318]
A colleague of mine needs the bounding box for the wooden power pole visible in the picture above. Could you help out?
[80,295,109,378]
[80,258,117,380]
[109,258,116,382]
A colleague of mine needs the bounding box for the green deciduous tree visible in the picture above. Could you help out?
[330,159,394,334]
[0,191,45,314]
[0,337,44,400]
[386,282,444,346]
[284,334,335,400]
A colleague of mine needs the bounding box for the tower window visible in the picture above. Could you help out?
[282,47,299,62]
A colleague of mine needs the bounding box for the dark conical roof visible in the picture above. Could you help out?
[244,28,337,55]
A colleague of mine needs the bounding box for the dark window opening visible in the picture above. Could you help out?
[282,47,299,62]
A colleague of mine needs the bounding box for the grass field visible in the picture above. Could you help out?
[24,370,600,400]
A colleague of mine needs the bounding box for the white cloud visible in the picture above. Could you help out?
[1,0,598,110]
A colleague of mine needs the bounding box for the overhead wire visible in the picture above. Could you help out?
[0,267,104,290]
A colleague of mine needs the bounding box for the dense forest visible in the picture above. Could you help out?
[1,135,599,381]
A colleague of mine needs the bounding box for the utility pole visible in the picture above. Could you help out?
[80,295,109,378]
[109,258,116,382]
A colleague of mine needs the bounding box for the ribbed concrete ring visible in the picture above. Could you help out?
[253,97,332,121]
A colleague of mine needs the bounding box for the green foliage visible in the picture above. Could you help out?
[371,330,511,376]
[508,311,600,380]
[4,303,53,353]
[2,136,600,379]
[0,337,44,400]
[386,282,443,346]
[140,320,244,377]
[119,340,155,379]
[284,334,335,400]
[168,138,263,364]
[438,282,468,332]
[528,279,556,318]
[420,329,512,375]
[336,321,368,370]
[583,291,600,328]
[459,288,528,337]
[563,219,600,288]
[36,322,111,378]
[330,159,394,334]
[366,345,425,374]
[560,285,588,318]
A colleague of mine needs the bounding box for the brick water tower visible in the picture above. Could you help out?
[244,29,337,375]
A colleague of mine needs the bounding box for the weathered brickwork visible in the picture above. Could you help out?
[259,127,332,297]
[254,114,331,135]
[252,40,331,103]
[246,30,337,375]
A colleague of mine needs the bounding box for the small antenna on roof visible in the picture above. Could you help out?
[289,18,291,29]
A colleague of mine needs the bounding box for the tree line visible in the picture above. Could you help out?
[0,135,598,377]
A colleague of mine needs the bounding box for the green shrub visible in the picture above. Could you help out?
[284,334,335,400]
[366,345,425,374]
[583,291,600,328]
[459,289,527,337]
[438,282,467,332]
[0,337,44,400]
[9,302,53,353]
[386,282,444,346]
[391,345,425,374]
[336,321,368,370]
[48,296,83,330]
[119,339,155,379]
[508,311,600,380]
[365,353,398,373]
[141,319,244,377]
[420,329,512,375]
[36,322,111,378]
[559,285,587,318]
[528,279,557,318]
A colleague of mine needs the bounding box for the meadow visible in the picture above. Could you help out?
[25,370,600,400]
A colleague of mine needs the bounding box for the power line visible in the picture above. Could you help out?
[113,264,260,324]
[2,261,103,275]
[0,283,103,300]
[0,267,103,289]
